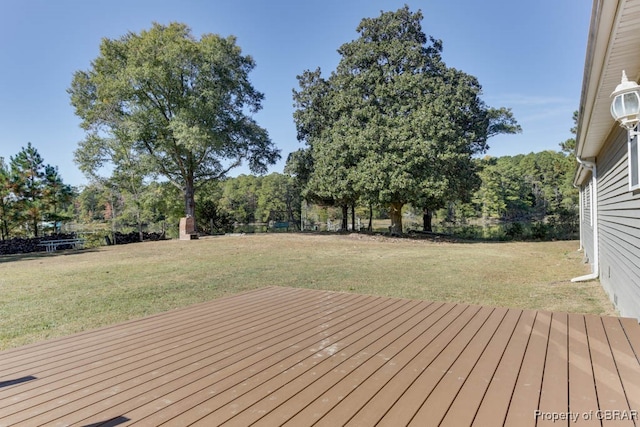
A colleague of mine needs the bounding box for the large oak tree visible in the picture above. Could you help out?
[293,7,520,233]
[69,22,279,223]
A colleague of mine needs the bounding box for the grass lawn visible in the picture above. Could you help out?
[0,233,615,350]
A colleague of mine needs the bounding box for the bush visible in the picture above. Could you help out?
[504,222,524,240]
[530,222,550,240]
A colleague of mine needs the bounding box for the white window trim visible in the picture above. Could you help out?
[629,125,640,191]
[584,180,592,227]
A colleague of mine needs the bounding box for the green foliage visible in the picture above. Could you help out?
[9,143,45,236]
[218,173,301,227]
[559,110,578,154]
[292,6,520,234]
[220,175,260,224]
[72,172,302,237]
[74,180,182,239]
[473,151,577,222]
[69,148,577,241]
[75,183,110,222]
[69,22,280,222]
[257,173,300,224]
[0,158,13,240]
[0,144,74,238]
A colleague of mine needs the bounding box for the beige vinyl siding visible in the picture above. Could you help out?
[596,128,640,319]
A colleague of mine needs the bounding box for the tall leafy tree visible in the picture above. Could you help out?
[76,183,109,222]
[69,22,280,224]
[559,110,578,154]
[0,157,13,239]
[219,174,260,224]
[42,165,74,232]
[257,173,301,225]
[472,151,578,222]
[10,143,45,236]
[293,7,519,233]
[292,69,350,214]
[4,144,75,237]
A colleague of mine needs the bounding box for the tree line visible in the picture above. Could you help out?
[0,7,578,242]
[76,151,578,238]
[0,145,576,241]
[75,172,301,237]
[65,7,522,236]
[73,149,577,239]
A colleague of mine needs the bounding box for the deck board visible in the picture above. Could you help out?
[568,313,602,427]
[603,317,640,420]
[438,308,523,426]
[537,312,569,427]
[585,316,635,427]
[472,309,538,426]
[1,286,639,426]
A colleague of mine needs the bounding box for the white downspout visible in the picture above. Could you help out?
[572,158,599,282]
[578,189,583,250]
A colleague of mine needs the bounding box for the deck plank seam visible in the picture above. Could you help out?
[466,309,525,427]
[501,310,539,427]
[264,302,454,427]
[600,318,636,418]
[0,288,354,376]
[0,294,370,422]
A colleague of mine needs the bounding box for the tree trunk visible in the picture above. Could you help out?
[32,212,39,237]
[1,217,7,240]
[341,205,348,231]
[351,203,356,231]
[389,202,403,235]
[184,176,196,226]
[423,208,433,232]
[111,197,117,245]
[368,204,373,232]
[137,210,143,242]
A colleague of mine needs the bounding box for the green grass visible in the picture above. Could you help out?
[0,233,615,350]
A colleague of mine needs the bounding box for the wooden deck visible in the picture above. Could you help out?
[1,286,639,426]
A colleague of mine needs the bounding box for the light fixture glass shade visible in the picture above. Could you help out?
[611,70,640,130]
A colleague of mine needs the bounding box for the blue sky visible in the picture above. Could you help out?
[0,0,592,187]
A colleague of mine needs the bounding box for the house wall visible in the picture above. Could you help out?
[580,177,594,267]
[596,127,640,319]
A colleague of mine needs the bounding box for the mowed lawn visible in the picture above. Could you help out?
[0,233,615,350]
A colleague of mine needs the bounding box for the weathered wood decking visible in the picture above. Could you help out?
[0,286,639,426]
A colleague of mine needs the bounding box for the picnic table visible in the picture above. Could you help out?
[38,238,85,252]
[269,221,290,231]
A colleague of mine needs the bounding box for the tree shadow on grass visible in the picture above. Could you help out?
[0,248,100,264]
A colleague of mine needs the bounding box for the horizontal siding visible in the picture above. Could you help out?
[597,129,640,319]
[580,179,594,268]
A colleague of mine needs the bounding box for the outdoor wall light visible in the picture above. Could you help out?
[611,70,640,134]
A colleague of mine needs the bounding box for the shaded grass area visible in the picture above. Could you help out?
[0,233,614,350]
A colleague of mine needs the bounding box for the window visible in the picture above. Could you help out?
[584,181,592,226]
[629,126,640,191]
